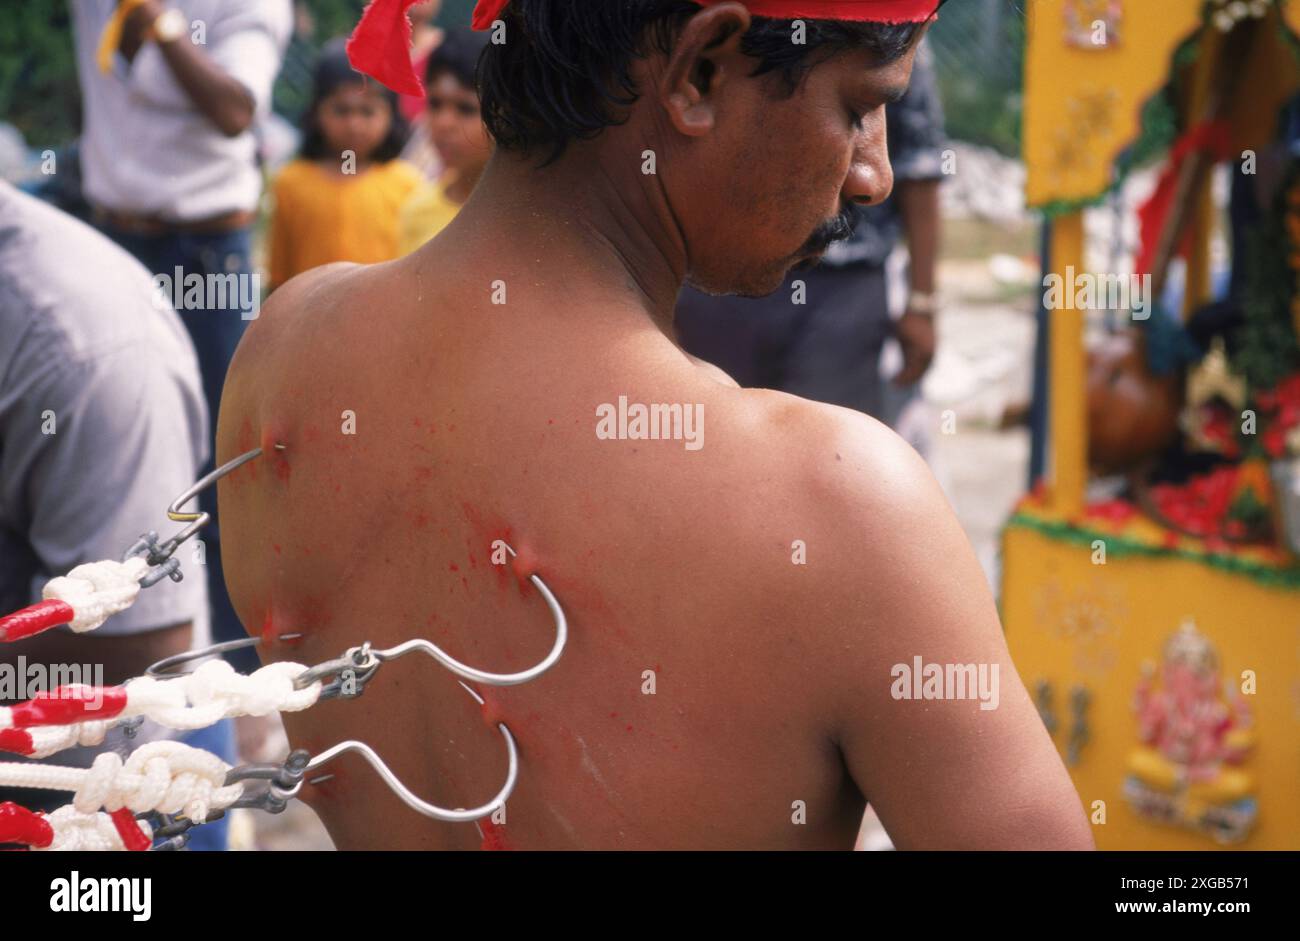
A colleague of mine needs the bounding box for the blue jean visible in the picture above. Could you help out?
[99,225,259,674]
[172,719,235,850]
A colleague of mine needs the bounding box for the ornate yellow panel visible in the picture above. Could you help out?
[1024,0,1204,209]
[1002,518,1300,849]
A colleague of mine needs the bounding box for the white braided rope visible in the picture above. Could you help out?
[24,720,116,759]
[0,741,242,822]
[3,661,321,759]
[122,659,321,729]
[34,806,155,852]
[42,557,149,632]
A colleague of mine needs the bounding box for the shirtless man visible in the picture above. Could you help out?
[217,0,1094,850]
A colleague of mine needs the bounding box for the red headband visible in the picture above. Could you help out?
[348,0,937,96]
[473,0,938,28]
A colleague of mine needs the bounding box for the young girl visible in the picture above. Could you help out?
[269,39,424,290]
[398,27,493,255]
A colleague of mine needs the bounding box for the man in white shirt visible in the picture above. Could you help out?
[0,181,214,845]
[69,0,292,669]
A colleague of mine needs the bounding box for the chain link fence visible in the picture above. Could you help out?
[929,0,1027,156]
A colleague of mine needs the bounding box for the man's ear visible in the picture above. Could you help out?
[657,2,752,137]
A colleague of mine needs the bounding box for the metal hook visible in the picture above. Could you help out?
[367,552,568,687]
[129,445,284,582]
[301,681,518,823]
[286,544,567,692]
[145,634,305,679]
[144,681,516,848]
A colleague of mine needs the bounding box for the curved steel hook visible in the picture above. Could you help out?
[164,445,283,546]
[302,682,518,823]
[369,558,567,686]
[145,634,304,678]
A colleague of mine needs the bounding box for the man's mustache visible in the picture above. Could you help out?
[798,204,858,255]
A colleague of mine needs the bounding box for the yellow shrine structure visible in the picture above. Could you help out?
[1003,0,1300,849]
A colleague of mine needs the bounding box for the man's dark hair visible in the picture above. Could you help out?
[426,26,492,91]
[477,0,942,166]
[299,38,410,163]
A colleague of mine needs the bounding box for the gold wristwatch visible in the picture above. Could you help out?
[150,8,187,44]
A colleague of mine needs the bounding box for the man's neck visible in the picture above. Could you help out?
[457,145,688,334]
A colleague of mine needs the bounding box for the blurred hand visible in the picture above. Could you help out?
[122,0,165,47]
[893,310,936,387]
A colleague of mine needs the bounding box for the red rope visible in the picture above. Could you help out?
[0,802,53,849]
[6,686,129,728]
[0,729,34,756]
[0,599,75,642]
[109,808,152,852]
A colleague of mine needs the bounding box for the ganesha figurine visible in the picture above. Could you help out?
[1123,620,1258,844]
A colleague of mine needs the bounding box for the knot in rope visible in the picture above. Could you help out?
[42,557,149,632]
[75,741,240,822]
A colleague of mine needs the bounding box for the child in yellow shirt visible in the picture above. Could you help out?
[269,40,424,290]
[399,28,493,256]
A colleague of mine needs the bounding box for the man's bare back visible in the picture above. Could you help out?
[217,250,1088,850]
[217,2,1092,850]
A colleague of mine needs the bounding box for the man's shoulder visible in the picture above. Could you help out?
[725,388,933,517]
[692,386,943,583]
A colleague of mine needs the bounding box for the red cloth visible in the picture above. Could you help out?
[1134,120,1233,277]
[350,0,940,96]
[346,0,427,97]
[399,50,432,121]
[475,0,940,27]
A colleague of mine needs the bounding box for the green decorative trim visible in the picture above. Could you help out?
[1005,511,1300,590]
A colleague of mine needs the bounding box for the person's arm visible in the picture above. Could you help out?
[892,177,940,386]
[808,413,1094,849]
[0,623,192,699]
[886,41,946,387]
[119,0,256,137]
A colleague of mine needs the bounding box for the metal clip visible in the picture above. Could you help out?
[127,446,282,588]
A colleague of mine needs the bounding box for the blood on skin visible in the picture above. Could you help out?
[260,425,291,482]
[460,503,516,593]
[476,686,509,729]
[259,609,277,645]
[510,543,539,590]
[478,819,510,850]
